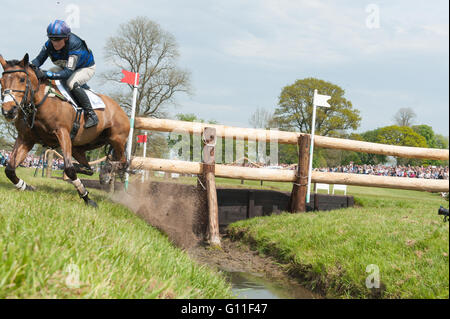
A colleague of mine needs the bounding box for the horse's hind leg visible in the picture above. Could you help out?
[5,137,35,191]
[108,132,127,163]
[55,128,97,208]
[72,148,94,176]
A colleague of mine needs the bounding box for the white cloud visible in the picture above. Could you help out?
[218,0,449,65]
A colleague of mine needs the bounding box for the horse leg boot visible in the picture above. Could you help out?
[65,164,97,208]
[56,128,97,208]
[71,83,98,129]
[5,138,36,191]
[5,165,35,191]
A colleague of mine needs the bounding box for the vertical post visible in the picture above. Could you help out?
[202,127,220,248]
[34,150,44,177]
[125,72,139,190]
[306,89,330,203]
[141,132,147,183]
[290,135,311,212]
[306,90,318,204]
[46,150,53,178]
[41,150,46,178]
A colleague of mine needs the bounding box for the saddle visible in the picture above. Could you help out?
[45,81,105,140]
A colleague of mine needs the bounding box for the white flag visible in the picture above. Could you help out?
[313,91,331,108]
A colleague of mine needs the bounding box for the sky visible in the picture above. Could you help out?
[1,0,448,136]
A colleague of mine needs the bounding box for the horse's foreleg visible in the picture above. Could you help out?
[56,129,97,208]
[108,133,129,181]
[5,138,35,191]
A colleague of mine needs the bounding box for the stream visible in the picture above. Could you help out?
[223,270,319,299]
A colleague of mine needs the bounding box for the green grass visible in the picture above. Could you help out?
[227,185,449,298]
[144,173,449,298]
[0,168,234,299]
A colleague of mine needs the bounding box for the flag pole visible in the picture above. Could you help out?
[125,72,139,190]
[306,89,318,204]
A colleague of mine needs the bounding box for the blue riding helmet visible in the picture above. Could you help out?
[47,20,71,38]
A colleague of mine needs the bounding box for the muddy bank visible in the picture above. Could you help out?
[112,180,208,249]
[111,179,321,298]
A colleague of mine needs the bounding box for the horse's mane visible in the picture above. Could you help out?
[5,59,22,67]
[5,59,43,85]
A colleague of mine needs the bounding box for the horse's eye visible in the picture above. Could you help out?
[20,78,25,83]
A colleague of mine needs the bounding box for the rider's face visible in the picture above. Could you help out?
[50,38,67,50]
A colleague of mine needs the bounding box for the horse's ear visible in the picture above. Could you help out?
[21,53,30,67]
[0,54,7,70]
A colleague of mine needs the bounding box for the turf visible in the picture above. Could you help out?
[0,168,234,299]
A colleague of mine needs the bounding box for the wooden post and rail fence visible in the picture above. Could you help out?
[128,117,449,247]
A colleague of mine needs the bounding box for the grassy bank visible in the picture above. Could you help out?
[0,168,234,298]
[227,187,449,298]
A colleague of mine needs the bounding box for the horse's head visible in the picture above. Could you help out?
[0,53,39,122]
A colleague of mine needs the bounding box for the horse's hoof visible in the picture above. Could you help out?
[85,199,98,208]
[25,184,36,191]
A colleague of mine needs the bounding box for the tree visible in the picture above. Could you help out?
[167,113,217,161]
[0,116,17,149]
[273,78,361,136]
[248,107,274,129]
[375,125,427,148]
[434,134,449,150]
[365,125,427,166]
[412,124,437,148]
[393,107,416,127]
[102,16,192,118]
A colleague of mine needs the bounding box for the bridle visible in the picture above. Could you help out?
[1,67,49,128]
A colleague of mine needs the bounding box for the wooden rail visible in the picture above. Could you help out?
[135,117,449,160]
[130,157,449,192]
[130,118,449,246]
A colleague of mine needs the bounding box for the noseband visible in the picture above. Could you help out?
[1,68,49,128]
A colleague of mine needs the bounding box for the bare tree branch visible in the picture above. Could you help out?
[102,16,192,118]
[394,107,417,127]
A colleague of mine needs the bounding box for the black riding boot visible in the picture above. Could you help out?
[71,84,99,129]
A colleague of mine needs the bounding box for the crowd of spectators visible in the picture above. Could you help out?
[0,150,64,170]
[224,159,448,180]
[2,149,449,180]
[314,163,449,180]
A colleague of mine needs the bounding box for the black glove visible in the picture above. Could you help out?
[31,65,48,81]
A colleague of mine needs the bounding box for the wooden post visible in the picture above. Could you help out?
[202,127,221,247]
[46,151,53,178]
[290,135,311,213]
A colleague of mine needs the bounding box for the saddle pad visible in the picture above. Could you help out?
[55,80,105,110]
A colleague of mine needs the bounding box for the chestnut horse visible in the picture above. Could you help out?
[0,53,130,207]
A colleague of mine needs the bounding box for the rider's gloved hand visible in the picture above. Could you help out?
[32,67,47,81]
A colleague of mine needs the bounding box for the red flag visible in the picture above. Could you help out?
[137,134,147,143]
[121,69,139,86]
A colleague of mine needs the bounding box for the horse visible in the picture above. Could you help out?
[0,53,130,207]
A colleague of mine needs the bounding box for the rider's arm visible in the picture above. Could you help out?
[49,37,88,80]
[31,44,49,68]
[48,62,75,80]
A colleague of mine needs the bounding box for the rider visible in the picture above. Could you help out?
[31,19,98,128]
